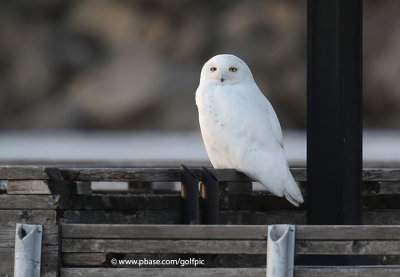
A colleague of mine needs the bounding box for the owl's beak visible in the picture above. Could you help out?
[220,75,225,83]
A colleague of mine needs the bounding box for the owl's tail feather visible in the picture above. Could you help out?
[284,177,304,207]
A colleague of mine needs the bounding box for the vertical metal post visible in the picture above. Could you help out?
[181,165,199,224]
[14,224,43,277]
[307,0,362,225]
[200,167,219,224]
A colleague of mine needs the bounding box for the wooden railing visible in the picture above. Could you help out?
[0,166,400,276]
[60,224,400,277]
[2,166,400,182]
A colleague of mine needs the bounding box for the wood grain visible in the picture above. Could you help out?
[62,253,107,266]
[63,253,268,267]
[7,180,51,194]
[60,167,306,182]
[61,224,268,239]
[61,224,400,240]
[61,268,265,277]
[62,239,267,254]
[0,165,48,180]
[59,209,400,226]
[60,209,182,224]
[0,166,399,182]
[60,266,400,277]
[62,238,400,255]
[0,195,61,209]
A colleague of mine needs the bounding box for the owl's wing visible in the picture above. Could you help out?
[263,97,284,148]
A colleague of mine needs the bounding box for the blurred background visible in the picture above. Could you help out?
[0,0,399,166]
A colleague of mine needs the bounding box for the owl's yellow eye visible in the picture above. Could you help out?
[229,67,238,72]
[210,67,217,72]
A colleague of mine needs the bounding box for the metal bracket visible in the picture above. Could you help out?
[201,167,219,224]
[266,224,295,277]
[14,223,43,277]
[181,164,199,224]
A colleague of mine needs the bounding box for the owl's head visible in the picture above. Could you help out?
[200,54,254,85]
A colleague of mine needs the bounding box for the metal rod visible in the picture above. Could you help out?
[307,0,362,225]
[181,164,199,224]
[201,167,219,224]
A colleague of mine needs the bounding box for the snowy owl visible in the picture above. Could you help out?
[195,54,304,206]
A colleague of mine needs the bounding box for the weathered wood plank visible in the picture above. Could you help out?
[63,253,268,267]
[61,224,268,239]
[60,167,304,182]
[0,195,60,209]
[3,193,395,211]
[61,268,265,277]
[364,210,400,225]
[295,240,400,255]
[60,210,182,224]
[0,166,399,186]
[61,193,296,211]
[6,179,92,195]
[295,266,400,277]
[60,266,400,277]
[59,194,182,210]
[296,225,400,240]
[0,194,183,210]
[61,224,400,240]
[7,180,51,194]
[3,180,399,196]
[219,210,307,225]
[60,168,252,182]
[0,166,399,182]
[363,168,400,182]
[379,182,400,194]
[363,194,400,209]
[0,165,48,180]
[2,196,398,225]
[62,239,267,254]
[0,210,56,225]
[63,253,107,266]
[59,210,400,226]
[60,210,303,225]
[60,209,304,225]
[57,193,400,211]
[220,193,298,210]
[62,238,400,255]
[64,253,400,267]
[59,167,400,182]
[220,193,400,211]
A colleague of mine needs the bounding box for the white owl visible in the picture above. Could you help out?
[195,54,304,206]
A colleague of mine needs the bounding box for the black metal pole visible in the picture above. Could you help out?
[307,0,362,225]
[200,167,219,224]
[181,165,199,224]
